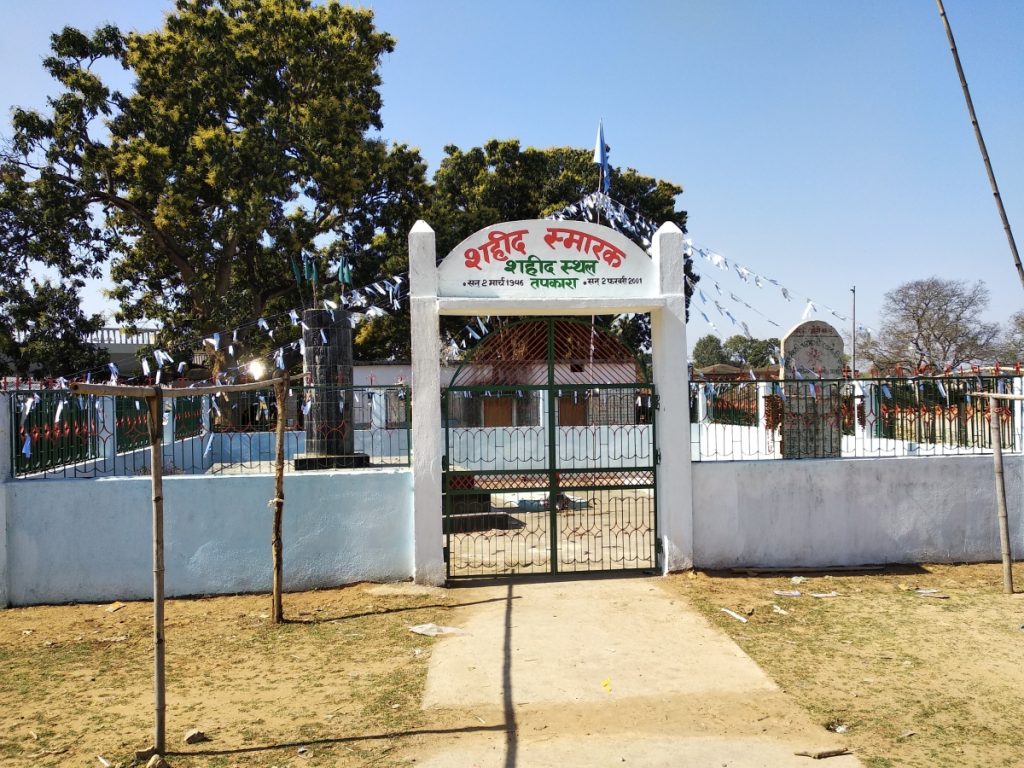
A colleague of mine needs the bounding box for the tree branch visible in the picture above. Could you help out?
[77,187,196,282]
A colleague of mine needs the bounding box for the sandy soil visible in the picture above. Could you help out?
[2,563,1020,767]
[0,582,454,767]
[664,563,1024,768]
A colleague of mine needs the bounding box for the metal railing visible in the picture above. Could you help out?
[6,384,410,479]
[209,384,410,474]
[12,374,1016,475]
[690,375,1022,461]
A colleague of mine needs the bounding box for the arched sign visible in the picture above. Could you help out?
[437,219,656,300]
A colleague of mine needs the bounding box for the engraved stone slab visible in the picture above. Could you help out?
[780,321,844,458]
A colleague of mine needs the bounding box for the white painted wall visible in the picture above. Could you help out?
[353,363,411,386]
[692,454,1024,568]
[446,425,653,471]
[2,469,413,606]
[213,429,408,466]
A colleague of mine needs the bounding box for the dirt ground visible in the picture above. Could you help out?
[664,563,1024,768]
[0,582,457,767]
[1,563,1022,767]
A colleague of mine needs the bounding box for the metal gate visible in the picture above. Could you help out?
[442,319,658,579]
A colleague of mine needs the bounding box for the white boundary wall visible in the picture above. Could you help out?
[2,412,1023,605]
[1,469,412,606]
[693,454,1024,568]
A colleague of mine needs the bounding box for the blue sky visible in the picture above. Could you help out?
[2,0,1022,350]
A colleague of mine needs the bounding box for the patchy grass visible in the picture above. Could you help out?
[0,583,456,767]
[664,563,1024,768]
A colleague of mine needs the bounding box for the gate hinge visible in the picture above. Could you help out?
[655,537,663,554]
[655,449,662,465]
[442,454,449,471]
[443,545,449,563]
[653,394,661,411]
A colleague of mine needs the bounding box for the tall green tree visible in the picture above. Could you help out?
[723,334,780,368]
[0,279,109,377]
[691,335,729,368]
[0,160,108,376]
[356,138,694,358]
[2,0,426,369]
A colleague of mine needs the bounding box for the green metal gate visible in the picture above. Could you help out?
[442,319,658,579]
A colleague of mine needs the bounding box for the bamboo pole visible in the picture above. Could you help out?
[272,376,287,623]
[987,398,1015,594]
[69,375,301,757]
[146,388,167,755]
[935,0,1024,290]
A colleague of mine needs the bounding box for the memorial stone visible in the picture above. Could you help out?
[780,320,845,458]
[295,308,369,470]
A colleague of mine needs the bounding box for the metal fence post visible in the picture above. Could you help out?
[756,382,768,454]
[1013,376,1023,450]
[201,394,212,468]
[100,396,117,470]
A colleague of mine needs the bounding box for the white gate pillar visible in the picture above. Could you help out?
[650,223,694,572]
[409,221,445,585]
[0,396,11,607]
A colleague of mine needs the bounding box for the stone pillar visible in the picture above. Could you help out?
[295,309,367,469]
[651,222,694,572]
[780,321,844,458]
[303,309,355,456]
[409,220,445,585]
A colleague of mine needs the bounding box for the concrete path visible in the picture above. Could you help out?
[406,577,861,768]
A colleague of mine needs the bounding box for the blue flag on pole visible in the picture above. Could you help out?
[593,120,610,194]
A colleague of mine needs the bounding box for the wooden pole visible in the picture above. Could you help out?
[146,388,167,754]
[71,378,300,400]
[272,377,287,623]
[68,376,303,759]
[988,398,1015,594]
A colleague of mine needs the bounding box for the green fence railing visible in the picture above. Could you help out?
[12,391,101,476]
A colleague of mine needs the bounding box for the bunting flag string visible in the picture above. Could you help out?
[34,190,873,387]
[549,191,869,343]
[49,266,421,387]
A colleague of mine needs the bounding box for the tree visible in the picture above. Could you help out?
[0,161,108,376]
[0,279,109,377]
[998,310,1024,363]
[860,277,1000,373]
[355,138,694,358]
[722,335,779,368]
[691,335,728,368]
[2,0,427,370]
